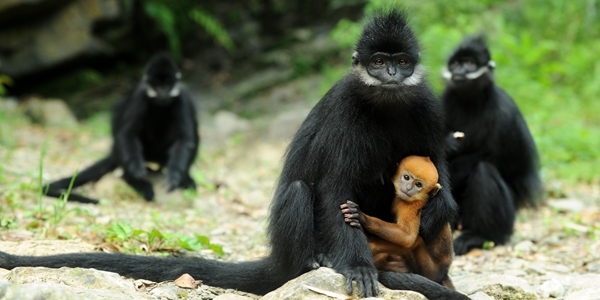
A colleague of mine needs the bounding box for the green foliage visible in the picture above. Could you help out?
[33,69,103,97]
[327,0,600,185]
[144,2,181,60]
[141,1,235,59]
[189,9,235,52]
[0,74,13,96]
[105,221,224,255]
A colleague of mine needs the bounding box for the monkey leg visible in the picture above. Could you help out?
[44,156,119,204]
[453,161,515,255]
[123,172,155,201]
[268,180,320,275]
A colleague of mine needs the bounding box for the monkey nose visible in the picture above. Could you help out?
[387,68,396,76]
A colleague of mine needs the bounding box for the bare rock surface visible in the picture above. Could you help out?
[261,267,427,300]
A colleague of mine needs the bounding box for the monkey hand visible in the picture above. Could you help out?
[445,132,462,156]
[340,264,379,297]
[166,171,182,192]
[125,158,147,179]
[340,200,365,229]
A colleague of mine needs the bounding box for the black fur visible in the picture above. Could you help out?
[43,53,199,204]
[0,10,465,299]
[441,36,542,255]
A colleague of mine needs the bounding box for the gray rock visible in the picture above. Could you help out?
[213,110,251,137]
[267,108,311,141]
[539,278,565,298]
[564,287,600,300]
[526,263,546,275]
[0,97,17,113]
[545,263,571,274]
[214,294,255,300]
[261,267,427,300]
[469,291,495,300]
[567,274,600,293]
[585,261,600,272]
[0,240,95,256]
[503,269,528,277]
[23,98,78,126]
[2,267,151,300]
[455,274,538,299]
[548,198,585,212]
[0,283,84,300]
[148,284,179,299]
[514,240,534,254]
[0,0,119,77]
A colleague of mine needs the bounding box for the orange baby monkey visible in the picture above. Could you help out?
[341,155,455,289]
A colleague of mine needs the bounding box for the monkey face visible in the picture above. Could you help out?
[366,52,415,87]
[442,35,495,87]
[144,73,181,105]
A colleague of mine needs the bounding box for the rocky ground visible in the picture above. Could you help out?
[0,86,599,299]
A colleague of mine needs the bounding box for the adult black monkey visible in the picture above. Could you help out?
[43,53,199,204]
[441,36,542,255]
[0,10,466,299]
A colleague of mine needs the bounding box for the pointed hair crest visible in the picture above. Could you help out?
[145,52,179,76]
[355,8,420,64]
[450,35,492,64]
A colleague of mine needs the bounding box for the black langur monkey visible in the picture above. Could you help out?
[441,35,542,255]
[0,9,466,300]
[43,53,199,204]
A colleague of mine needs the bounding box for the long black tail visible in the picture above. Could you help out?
[43,156,119,204]
[379,272,470,300]
[0,251,286,295]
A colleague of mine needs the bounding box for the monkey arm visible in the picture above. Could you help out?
[165,97,199,191]
[361,200,424,248]
[114,105,146,179]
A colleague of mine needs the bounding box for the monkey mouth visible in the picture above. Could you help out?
[451,75,467,81]
[380,83,401,88]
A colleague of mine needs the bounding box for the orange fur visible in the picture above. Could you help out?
[358,156,455,289]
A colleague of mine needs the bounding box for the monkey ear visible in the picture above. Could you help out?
[352,52,359,66]
[428,183,442,198]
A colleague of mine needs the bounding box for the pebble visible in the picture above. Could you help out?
[526,263,547,275]
[540,278,565,298]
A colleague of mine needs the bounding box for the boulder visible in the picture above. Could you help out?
[261,267,427,300]
[454,274,538,299]
[0,0,119,78]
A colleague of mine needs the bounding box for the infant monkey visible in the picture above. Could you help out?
[341,155,455,289]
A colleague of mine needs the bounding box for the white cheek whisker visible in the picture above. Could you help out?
[146,85,157,98]
[441,67,452,80]
[169,83,181,97]
[465,66,490,80]
[354,64,382,86]
[403,64,426,86]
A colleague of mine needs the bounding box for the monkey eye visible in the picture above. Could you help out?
[399,59,407,65]
[403,174,410,181]
[464,60,474,67]
[415,182,423,188]
[374,58,384,66]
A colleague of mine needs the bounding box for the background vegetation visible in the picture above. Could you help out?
[326,0,600,185]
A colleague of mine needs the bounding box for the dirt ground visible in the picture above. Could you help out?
[1,108,600,299]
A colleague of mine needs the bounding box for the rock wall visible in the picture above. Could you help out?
[0,0,120,78]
